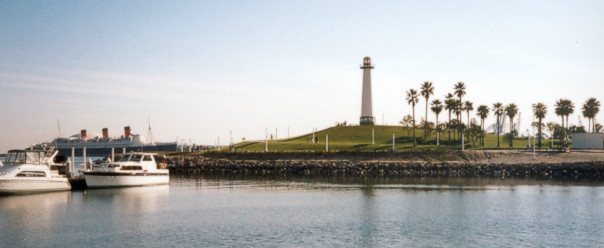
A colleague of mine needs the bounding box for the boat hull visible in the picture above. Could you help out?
[84,172,169,188]
[0,178,71,194]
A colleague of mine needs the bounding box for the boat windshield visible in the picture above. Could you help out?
[4,151,42,164]
[130,155,142,162]
[120,154,143,162]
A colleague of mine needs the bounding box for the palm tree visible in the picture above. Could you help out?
[582,98,601,133]
[444,93,455,144]
[493,102,504,147]
[420,81,434,143]
[555,99,566,145]
[505,103,518,147]
[582,102,591,133]
[454,82,466,123]
[554,99,575,148]
[532,102,547,148]
[464,101,473,127]
[595,123,603,133]
[453,99,462,140]
[431,99,443,145]
[564,100,575,131]
[406,89,420,147]
[476,105,489,146]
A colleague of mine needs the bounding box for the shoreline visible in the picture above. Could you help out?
[167,150,604,179]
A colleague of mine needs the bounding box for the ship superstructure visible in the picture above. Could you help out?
[41,126,177,156]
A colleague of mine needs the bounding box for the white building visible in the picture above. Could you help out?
[571,133,604,149]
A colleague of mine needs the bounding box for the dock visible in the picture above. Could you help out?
[68,176,87,190]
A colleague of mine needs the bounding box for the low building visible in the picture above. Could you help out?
[571,133,604,149]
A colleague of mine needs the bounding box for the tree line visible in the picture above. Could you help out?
[402,81,601,148]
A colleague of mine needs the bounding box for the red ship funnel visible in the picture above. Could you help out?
[124,126,131,138]
[102,128,109,138]
[81,129,88,139]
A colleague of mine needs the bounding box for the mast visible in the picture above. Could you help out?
[147,117,155,145]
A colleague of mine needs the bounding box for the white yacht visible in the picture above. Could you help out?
[84,152,170,188]
[0,149,71,194]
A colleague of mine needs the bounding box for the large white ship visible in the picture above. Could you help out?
[41,126,177,156]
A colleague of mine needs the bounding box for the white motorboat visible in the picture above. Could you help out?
[84,152,170,188]
[0,148,71,194]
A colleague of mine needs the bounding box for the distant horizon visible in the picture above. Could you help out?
[1,1,603,153]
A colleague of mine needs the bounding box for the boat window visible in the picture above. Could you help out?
[121,166,143,171]
[5,152,15,163]
[11,152,27,163]
[143,155,153,161]
[154,155,167,169]
[153,155,165,163]
[26,152,41,164]
[16,171,46,177]
[119,155,130,161]
[130,155,142,162]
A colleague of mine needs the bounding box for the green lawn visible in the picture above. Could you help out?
[230,125,563,152]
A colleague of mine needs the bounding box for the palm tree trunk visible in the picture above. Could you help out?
[480,117,486,146]
[560,116,565,148]
[424,99,428,143]
[448,111,451,144]
[412,104,416,147]
[538,118,542,148]
[436,114,439,145]
[509,119,514,147]
[496,115,500,148]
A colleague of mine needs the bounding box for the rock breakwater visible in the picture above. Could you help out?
[168,157,604,179]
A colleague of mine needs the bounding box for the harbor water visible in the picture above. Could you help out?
[1,175,604,247]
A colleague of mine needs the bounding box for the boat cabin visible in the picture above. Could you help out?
[111,153,168,171]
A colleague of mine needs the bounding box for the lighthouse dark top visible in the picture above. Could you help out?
[360,57,374,125]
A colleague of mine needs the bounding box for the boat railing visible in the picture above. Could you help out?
[64,158,94,178]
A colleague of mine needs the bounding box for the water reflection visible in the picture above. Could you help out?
[0,191,71,246]
[172,174,604,190]
[83,185,170,213]
[1,176,604,247]
[359,185,377,247]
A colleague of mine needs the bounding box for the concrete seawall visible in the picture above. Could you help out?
[167,157,604,179]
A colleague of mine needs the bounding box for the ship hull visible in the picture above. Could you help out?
[84,172,169,188]
[55,143,177,156]
[0,178,71,194]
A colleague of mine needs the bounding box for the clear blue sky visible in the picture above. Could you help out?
[1,0,603,152]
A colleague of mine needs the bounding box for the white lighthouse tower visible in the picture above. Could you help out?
[360,57,375,125]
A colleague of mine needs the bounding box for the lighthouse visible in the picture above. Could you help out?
[360,57,375,125]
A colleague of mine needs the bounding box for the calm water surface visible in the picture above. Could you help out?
[1,176,604,247]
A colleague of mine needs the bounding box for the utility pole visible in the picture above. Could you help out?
[230,130,234,151]
[372,128,375,145]
[437,131,440,146]
[462,133,465,151]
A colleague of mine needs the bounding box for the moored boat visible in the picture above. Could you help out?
[0,148,71,194]
[83,152,170,188]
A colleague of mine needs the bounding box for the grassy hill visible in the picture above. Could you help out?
[230,125,559,152]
